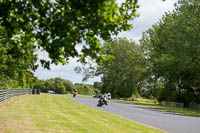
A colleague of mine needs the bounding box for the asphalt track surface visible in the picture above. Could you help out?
[73,97,200,133]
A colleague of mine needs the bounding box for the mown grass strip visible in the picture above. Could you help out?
[117,100,200,117]
[0,94,165,133]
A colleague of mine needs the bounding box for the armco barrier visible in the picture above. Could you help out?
[160,101,184,108]
[188,104,200,109]
[0,89,32,103]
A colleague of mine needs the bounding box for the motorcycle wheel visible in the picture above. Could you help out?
[97,103,102,107]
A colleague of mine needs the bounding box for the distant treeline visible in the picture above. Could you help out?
[33,77,101,95]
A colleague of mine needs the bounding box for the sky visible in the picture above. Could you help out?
[34,0,177,84]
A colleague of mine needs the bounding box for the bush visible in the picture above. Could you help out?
[74,84,96,95]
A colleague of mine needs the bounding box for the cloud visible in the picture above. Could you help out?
[118,0,177,43]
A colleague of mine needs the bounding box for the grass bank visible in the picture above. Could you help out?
[0,94,165,133]
[117,98,200,117]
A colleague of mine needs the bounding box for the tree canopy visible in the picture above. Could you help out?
[0,0,139,68]
[79,38,147,98]
[0,25,37,89]
[141,0,200,105]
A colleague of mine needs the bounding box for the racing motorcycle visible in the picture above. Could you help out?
[97,96,108,107]
[73,90,78,98]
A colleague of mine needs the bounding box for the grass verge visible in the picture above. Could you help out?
[0,94,165,133]
[117,99,200,117]
[66,94,93,98]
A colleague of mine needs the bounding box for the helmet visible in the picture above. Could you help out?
[108,93,111,96]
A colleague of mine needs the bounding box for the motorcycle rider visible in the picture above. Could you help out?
[107,93,111,102]
[97,94,108,106]
[97,93,112,107]
[73,90,78,98]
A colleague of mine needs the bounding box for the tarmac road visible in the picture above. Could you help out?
[73,97,200,133]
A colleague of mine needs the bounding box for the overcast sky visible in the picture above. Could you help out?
[34,0,177,84]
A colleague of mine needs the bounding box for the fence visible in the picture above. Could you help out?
[0,89,32,103]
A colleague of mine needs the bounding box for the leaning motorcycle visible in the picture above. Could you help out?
[97,97,108,107]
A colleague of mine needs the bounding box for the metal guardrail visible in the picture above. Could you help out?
[160,101,184,108]
[0,89,32,103]
[188,104,200,109]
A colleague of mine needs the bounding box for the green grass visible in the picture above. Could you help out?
[118,99,200,117]
[134,98,157,104]
[66,94,94,98]
[0,94,165,133]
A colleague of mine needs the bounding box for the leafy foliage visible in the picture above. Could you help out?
[0,0,139,68]
[82,38,147,98]
[0,25,37,89]
[74,83,96,95]
[34,78,72,94]
[141,0,200,105]
[33,77,98,95]
[93,81,103,93]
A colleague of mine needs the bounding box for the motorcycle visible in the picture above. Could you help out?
[73,90,78,98]
[97,96,108,107]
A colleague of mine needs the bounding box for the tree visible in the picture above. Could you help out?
[0,25,37,89]
[74,83,95,95]
[93,82,103,92]
[0,0,139,68]
[91,38,147,98]
[33,79,46,91]
[34,78,69,94]
[141,0,200,105]
[62,79,74,93]
[54,78,66,94]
